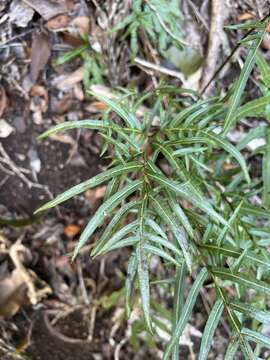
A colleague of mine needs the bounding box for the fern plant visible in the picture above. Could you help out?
[111,0,185,57]
[36,18,270,359]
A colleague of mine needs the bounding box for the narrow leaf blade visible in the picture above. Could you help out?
[198,298,224,360]
[72,179,143,259]
[35,162,143,213]
[242,328,270,349]
[211,267,270,295]
[163,267,208,359]
[223,30,265,135]
[38,120,109,139]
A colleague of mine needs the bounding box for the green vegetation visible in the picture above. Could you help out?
[37,15,270,360]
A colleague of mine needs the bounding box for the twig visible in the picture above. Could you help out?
[200,0,223,93]
[186,0,209,31]
[114,337,128,360]
[200,12,270,94]
[0,163,14,176]
[0,175,9,188]
[0,29,35,48]
[0,143,35,188]
[87,303,97,342]
[77,260,89,305]
[144,0,188,47]
[0,143,61,216]
[134,57,186,83]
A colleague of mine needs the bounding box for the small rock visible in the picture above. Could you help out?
[0,119,14,138]
[27,147,41,173]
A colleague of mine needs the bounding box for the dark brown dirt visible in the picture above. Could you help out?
[0,118,102,216]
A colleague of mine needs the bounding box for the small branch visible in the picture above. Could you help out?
[134,57,185,83]
[77,260,89,305]
[200,12,270,95]
[0,143,34,188]
[0,29,35,48]
[200,0,223,93]
[186,0,209,31]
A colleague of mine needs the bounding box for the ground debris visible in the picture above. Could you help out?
[30,32,51,83]
[0,119,14,138]
[0,240,51,319]
[9,0,34,28]
[22,0,69,20]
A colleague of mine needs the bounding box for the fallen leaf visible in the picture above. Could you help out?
[22,0,68,20]
[30,85,48,124]
[90,84,115,99]
[85,101,108,113]
[64,224,81,237]
[50,132,76,145]
[62,32,85,47]
[69,16,90,37]
[53,67,83,90]
[238,12,253,21]
[0,119,15,138]
[0,269,29,319]
[73,84,84,101]
[30,33,51,82]
[9,0,34,27]
[8,243,52,308]
[50,94,74,114]
[30,85,49,109]
[0,86,8,117]
[45,14,70,30]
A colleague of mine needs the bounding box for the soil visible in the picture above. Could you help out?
[0,113,102,216]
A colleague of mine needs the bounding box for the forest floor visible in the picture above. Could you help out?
[0,1,269,359]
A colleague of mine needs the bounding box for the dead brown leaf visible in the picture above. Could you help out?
[30,33,51,82]
[23,0,68,20]
[30,85,49,124]
[0,269,29,319]
[69,16,90,37]
[62,32,85,47]
[53,67,83,90]
[238,12,254,21]
[84,101,108,113]
[90,84,115,99]
[51,94,74,114]
[50,132,76,146]
[0,86,8,117]
[0,242,52,319]
[45,14,70,30]
[73,84,84,101]
[64,224,81,237]
[30,85,49,108]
